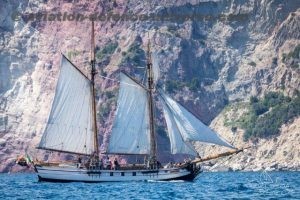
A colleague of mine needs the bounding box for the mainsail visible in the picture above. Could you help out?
[38,55,95,155]
[159,90,235,152]
[107,73,151,155]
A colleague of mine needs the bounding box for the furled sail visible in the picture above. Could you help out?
[107,73,151,155]
[161,99,198,156]
[159,90,235,149]
[38,55,95,155]
[152,52,160,84]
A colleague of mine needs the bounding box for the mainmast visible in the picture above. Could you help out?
[91,20,99,156]
[147,36,157,168]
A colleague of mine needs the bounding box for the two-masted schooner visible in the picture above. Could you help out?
[32,22,246,182]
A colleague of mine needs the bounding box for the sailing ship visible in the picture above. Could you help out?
[32,22,247,182]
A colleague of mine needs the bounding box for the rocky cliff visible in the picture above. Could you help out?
[0,0,299,172]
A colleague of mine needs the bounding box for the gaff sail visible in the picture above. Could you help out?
[38,55,95,155]
[107,73,151,155]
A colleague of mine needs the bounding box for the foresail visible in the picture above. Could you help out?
[38,55,95,155]
[159,90,235,149]
[107,73,150,155]
[161,98,197,156]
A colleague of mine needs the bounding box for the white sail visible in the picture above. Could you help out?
[107,73,150,155]
[152,52,160,84]
[38,55,95,155]
[159,90,235,149]
[161,99,197,156]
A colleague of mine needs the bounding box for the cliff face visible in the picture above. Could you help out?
[198,107,300,172]
[0,0,299,172]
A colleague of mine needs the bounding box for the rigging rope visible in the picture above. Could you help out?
[99,74,144,88]
[98,74,119,82]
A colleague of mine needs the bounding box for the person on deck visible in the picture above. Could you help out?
[156,160,162,169]
[99,158,103,170]
[103,156,109,169]
[77,156,82,168]
[104,156,111,169]
[113,158,119,170]
[108,159,112,170]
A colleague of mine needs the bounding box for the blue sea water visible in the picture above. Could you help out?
[0,172,299,199]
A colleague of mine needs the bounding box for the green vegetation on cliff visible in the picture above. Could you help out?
[282,44,300,61]
[165,80,184,93]
[98,89,117,122]
[282,44,300,69]
[165,77,201,93]
[121,42,146,67]
[96,41,118,64]
[224,92,300,141]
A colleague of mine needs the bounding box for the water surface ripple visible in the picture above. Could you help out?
[0,172,299,199]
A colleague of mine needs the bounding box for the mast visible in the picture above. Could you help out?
[147,35,157,167]
[91,20,99,156]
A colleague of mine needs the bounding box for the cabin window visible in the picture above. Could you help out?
[121,172,125,176]
[132,172,136,176]
[110,172,113,176]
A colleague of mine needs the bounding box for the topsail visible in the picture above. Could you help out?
[152,52,160,84]
[38,55,95,155]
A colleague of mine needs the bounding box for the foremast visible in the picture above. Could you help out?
[147,37,157,168]
[91,20,99,157]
